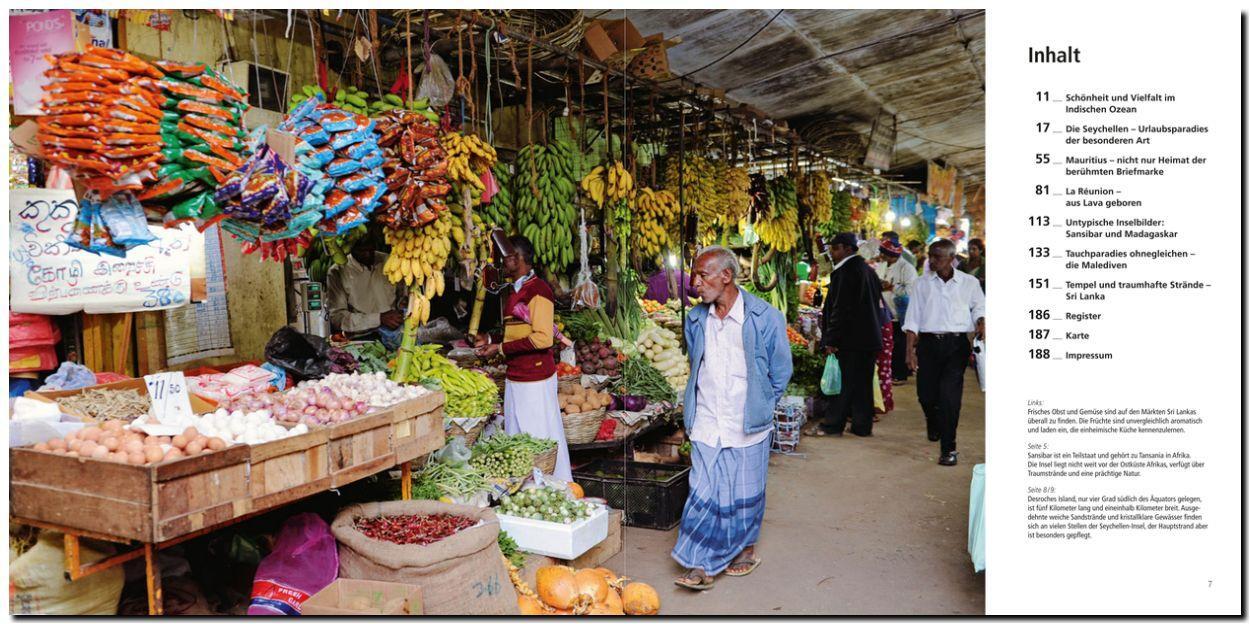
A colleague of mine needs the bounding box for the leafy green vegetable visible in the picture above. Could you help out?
[613,355,675,403]
[345,341,392,374]
[498,530,526,569]
[787,343,823,396]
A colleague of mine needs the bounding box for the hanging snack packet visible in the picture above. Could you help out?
[64,198,96,253]
[322,188,356,218]
[100,194,156,249]
[88,203,125,257]
[317,110,356,133]
[326,158,362,178]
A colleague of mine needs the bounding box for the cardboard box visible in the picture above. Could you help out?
[569,508,623,568]
[582,18,645,63]
[302,579,423,615]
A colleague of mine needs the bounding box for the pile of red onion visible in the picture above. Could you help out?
[220,386,370,425]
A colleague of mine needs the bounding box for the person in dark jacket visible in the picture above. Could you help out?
[812,232,884,437]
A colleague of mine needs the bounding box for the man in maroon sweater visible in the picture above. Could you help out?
[475,236,571,480]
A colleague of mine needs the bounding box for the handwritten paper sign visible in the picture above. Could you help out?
[9,188,194,315]
[9,11,75,115]
[144,371,195,426]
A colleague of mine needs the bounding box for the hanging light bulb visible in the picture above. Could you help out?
[667,253,678,269]
[884,210,897,223]
[900,217,913,228]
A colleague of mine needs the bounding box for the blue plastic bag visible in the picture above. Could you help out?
[39,362,97,392]
[820,354,842,395]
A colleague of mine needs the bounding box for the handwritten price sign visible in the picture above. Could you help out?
[144,371,194,426]
[9,188,194,314]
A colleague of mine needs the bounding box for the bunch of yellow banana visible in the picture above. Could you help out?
[580,161,634,207]
[664,155,718,224]
[721,165,752,225]
[442,132,497,194]
[447,195,492,269]
[754,176,800,253]
[383,211,455,325]
[798,170,833,224]
[514,141,578,270]
[632,187,678,261]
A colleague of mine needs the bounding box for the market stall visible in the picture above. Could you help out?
[10,8,983,616]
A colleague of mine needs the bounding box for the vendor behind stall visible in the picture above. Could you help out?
[475,235,572,481]
[325,226,405,349]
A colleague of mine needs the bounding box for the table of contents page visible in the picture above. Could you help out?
[987,8,1242,615]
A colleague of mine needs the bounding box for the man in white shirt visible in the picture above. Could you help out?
[877,239,919,383]
[325,233,404,346]
[903,239,986,466]
[672,246,792,591]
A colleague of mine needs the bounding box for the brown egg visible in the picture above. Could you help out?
[108,451,128,463]
[68,439,84,452]
[47,438,67,451]
[143,446,165,464]
[101,437,120,452]
[67,451,79,457]
[122,439,145,454]
[51,447,67,454]
[185,439,205,455]
[163,448,184,462]
[33,442,49,452]
[80,427,102,442]
[207,437,227,451]
[127,452,147,465]
[172,435,188,449]
[193,435,208,447]
[143,436,162,446]
[156,436,171,445]
[80,441,100,457]
[65,430,79,442]
[182,426,200,440]
[123,432,144,445]
[101,420,124,432]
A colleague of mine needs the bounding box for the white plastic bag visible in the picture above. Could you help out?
[416,54,455,109]
[972,337,986,392]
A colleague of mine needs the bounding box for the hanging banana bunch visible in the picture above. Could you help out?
[664,154,718,229]
[754,176,800,253]
[513,141,578,271]
[580,161,635,208]
[720,165,752,227]
[383,210,455,326]
[481,162,514,232]
[631,187,679,264]
[798,170,833,224]
[442,132,497,197]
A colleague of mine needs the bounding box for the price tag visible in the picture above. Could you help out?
[144,371,194,427]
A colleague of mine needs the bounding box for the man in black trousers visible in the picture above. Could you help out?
[811,233,884,438]
[904,239,986,465]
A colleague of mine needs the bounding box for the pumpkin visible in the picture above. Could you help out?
[621,582,660,615]
[568,483,585,499]
[574,568,610,604]
[518,595,551,615]
[536,566,580,610]
[586,602,624,615]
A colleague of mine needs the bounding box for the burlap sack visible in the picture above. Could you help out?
[331,500,519,615]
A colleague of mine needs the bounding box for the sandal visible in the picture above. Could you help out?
[724,556,762,577]
[674,569,715,591]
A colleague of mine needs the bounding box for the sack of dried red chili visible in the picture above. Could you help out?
[331,500,519,615]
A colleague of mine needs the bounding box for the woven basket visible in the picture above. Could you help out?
[446,419,488,446]
[562,407,607,444]
[533,447,557,474]
[557,375,584,394]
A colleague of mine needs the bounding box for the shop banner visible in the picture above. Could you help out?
[9,188,194,315]
[9,10,75,115]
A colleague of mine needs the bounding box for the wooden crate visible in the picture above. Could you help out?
[327,411,395,487]
[27,378,217,420]
[247,428,330,513]
[10,444,250,542]
[390,392,446,463]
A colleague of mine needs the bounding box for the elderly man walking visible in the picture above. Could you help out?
[672,246,792,591]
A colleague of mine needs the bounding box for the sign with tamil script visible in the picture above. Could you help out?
[9,188,194,315]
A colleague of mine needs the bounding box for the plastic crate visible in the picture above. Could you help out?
[573,460,690,530]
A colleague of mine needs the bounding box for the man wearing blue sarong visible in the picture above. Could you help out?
[672,246,793,591]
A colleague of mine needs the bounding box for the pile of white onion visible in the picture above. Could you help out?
[298,372,428,409]
[193,409,309,446]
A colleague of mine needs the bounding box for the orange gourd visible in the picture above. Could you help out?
[621,582,660,615]
[568,483,585,499]
[574,568,610,604]
[519,595,551,615]
[536,566,580,611]
[601,588,624,613]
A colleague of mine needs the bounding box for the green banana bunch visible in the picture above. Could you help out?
[481,162,514,233]
[512,141,578,272]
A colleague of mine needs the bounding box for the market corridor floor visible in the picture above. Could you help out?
[602,369,986,615]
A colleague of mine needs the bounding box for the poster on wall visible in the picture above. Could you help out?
[9,188,194,315]
[9,10,76,115]
[72,10,112,49]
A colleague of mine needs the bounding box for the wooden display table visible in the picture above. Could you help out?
[9,392,446,615]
